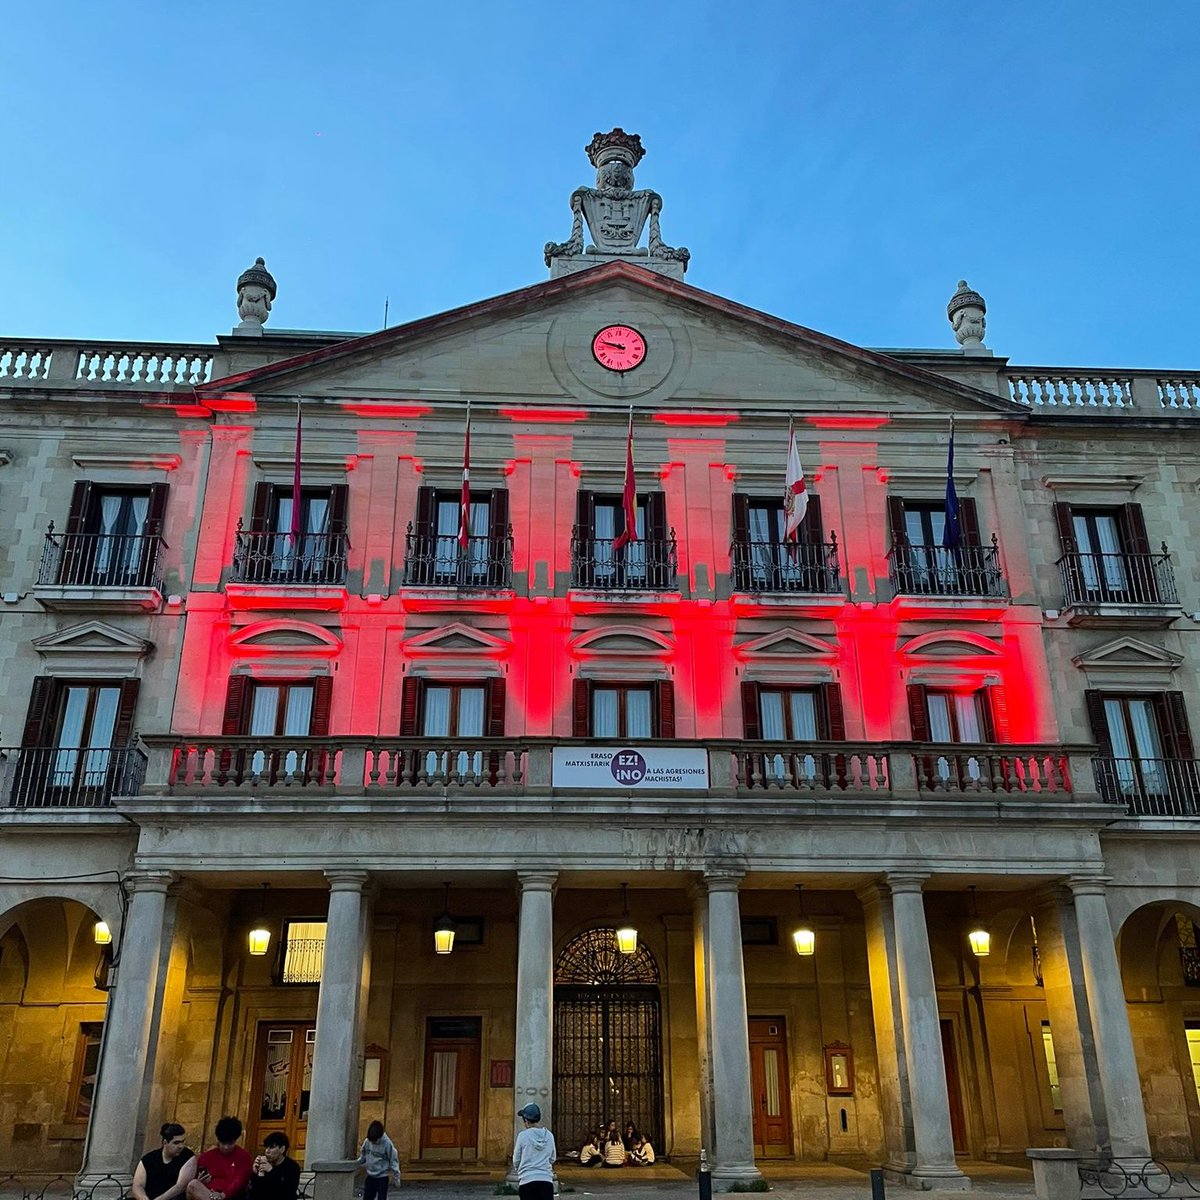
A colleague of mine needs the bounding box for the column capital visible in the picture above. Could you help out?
[124,870,178,895]
[855,881,890,909]
[703,869,745,892]
[517,871,557,894]
[323,870,371,893]
[885,871,930,895]
[1067,875,1112,899]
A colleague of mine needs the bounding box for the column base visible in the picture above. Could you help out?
[711,1163,764,1188]
[76,1173,133,1198]
[884,1165,971,1191]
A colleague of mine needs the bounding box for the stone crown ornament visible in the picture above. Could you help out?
[237,257,277,301]
[585,128,646,170]
[235,256,277,335]
[946,279,987,351]
[946,279,985,321]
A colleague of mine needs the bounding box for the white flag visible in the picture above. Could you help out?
[783,419,809,542]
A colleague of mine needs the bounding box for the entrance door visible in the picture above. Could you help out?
[420,1018,481,1159]
[749,1017,793,1157]
[939,1019,967,1153]
[249,1023,316,1162]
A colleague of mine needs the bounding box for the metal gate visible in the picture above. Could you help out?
[553,928,663,1153]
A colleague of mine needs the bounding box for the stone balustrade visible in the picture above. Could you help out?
[0,338,214,389]
[1004,366,1200,414]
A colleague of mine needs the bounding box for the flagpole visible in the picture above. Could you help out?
[613,404,637,552]
[458,401,472,552]
[289,398,302,543]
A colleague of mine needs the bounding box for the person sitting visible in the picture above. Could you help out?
[602,1123,626,1167]
[133,1123,197,1200]
[248,1132,299,1200]
[579,1127,604,1167]
[622,1122,640,1153]
[186,1116,253,1200]
[630,1134,656,1166]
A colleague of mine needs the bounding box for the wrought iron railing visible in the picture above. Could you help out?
[1058,548,1178,607]
[1,745,147,808]
[888,538,1007,598]
[403,528,513,588]
[730,537,841,594]
[37,526,164,590]
[911,744,1072,794]
[231,526,348,585]
[1179,946,1200,987]
[1093,756,1200,816]
[570,530,678,590]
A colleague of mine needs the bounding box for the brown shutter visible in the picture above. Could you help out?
[412,485,436,537]
[486,677,507,736]
[112,680,141,746]
[64,480,94,536]
[250,482,277,533]
[1083,690,1114,754]
[488,488,510,586]
[646,492,668,542]
[887,496,907,546]
[1119,501,1157,600]
[977,688,997,741]
[399,676,421,736]
[310,676,334,736]
[145,483,170,535]
[327,484,349,534]
[655,680,676,739]
[1119,503,1151,555]
[1052,502,1076,552]
[958,497,981,548]
[821,681,846,740]
[1157,692,1195,760]
[20,678,58,747]
[907,684,931,740]
[803,493,824,544]
[575,488,595,535]
[741,682,761,739]
[572,679,590,737]
[731,494,751,590]
[985,687,1008,742]
[222,676,251,736]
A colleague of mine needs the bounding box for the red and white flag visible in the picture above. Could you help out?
[783,418,808,543]
[457,412,471,550]
[612,407,638,551]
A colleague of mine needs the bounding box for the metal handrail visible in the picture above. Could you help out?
[730,536,841,594]
[570,529,678,590]
[231,527,348,585]
[403,527,513,588]
[887,538,1007,598]
[37,527,165,590]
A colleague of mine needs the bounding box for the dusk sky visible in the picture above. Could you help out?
[2,3,1196,368]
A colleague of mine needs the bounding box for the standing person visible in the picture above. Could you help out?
[511,1104,556,1200]
[248,1133,300,1200]
[186,1116,254,1200]
[357,1120,401,1200]
[132,1123,197,1200]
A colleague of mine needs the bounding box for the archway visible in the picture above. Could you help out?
[552,928,663,1155]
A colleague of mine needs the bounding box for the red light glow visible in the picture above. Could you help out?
[652,412,739,427]
[806,415,890,430]
[500,407,589,423]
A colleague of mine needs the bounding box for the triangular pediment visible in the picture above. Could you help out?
[402,622,509,655]
[199,263,1019,419]
[32,620,152,657]
[571,625,674,657]
[1072,636,1183,672]
[734,628,837,660]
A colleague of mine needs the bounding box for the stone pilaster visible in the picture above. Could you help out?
[306,871,373,1162]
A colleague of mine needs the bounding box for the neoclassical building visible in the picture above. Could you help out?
[2,129,1199,1191]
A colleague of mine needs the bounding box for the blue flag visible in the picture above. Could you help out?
[943,418,961,550]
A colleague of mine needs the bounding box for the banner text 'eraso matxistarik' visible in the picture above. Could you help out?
[551,746,710,789]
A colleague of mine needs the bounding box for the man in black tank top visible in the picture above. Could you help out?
[133,1123,197,1200]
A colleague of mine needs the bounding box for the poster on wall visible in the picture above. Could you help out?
[551,746,709,789]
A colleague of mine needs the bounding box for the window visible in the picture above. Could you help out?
[907,684,997,788]
[68,1022,104,1121]
[280,920,327,984]
[731,495,835,592]
[572,490,675,590]
[49,481,167,587]
[740,917,778,946]
[406,486,511,587]
[572,680,675,738]
[1040,1022,1063,1113]
[398,677,507,784]
[220,676,333,783]
[235,483,348,584]
[740,681,846,787]
[887,495,1004,597]
[1186,1024,1200,1106]
[15,678,140,807]
[1085,690,1198,813]
[1053,501,1171,605]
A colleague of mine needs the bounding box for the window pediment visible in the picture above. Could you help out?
[1073,636,1182,687]
[229,620,342,656]
[734,628,837,660]
[571,625,674,657]
[402,622,510,656]
[31,620,152,677]
[901,630,1003,660]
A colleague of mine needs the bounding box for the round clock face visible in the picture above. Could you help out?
[592,325,647,372]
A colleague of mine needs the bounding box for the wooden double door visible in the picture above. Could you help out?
[749,1017,793,1157]
[248,1022,315,1162]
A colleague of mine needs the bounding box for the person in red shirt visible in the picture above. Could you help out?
[187,1116,253,1200]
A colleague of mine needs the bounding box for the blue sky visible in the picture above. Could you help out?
[2,2,1197,367]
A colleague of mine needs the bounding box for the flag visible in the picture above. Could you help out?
[612,408,638,551]
[289,399,303,542]
[457,411,471,550]
[783,418,808,544]
[943,416,961,550]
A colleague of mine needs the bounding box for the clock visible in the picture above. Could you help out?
[592,325,647,372]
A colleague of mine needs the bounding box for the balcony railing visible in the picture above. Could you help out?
[0,338,215,388]
[730,537,841,594]
[888,539,1007,598]
[912,744,1072,795]
[231,527,348,585]
[1093,756,1200,816]
[570,531,678,591]
[403,528,513,588]
[734,742,886,790]
[37,527,165,590]
[1058,548,1178,608]
[1,745,147,808]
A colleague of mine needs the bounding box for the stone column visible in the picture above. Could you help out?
[1069,878,1151,1161]
[513,873,556,1135]
[887,873,969,1189]
[307,871,373,1163]
[78,871,176,1187]
[690,882,716,1159]
[704,871,762,1187]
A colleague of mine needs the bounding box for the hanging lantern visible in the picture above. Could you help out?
[248,883,271,956]
[793,884,815,956]
[434,882,456,955]
[616,882,637,955]
[968,886,990,957]
[93,920,112,946]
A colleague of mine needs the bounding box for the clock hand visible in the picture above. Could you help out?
[601,340,626,350]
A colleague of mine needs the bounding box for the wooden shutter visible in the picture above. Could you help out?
[399,676,421,736]
[145,483,170,535]
[486,677,507,736]
[572,679,590,737]
[906,684,931,740]
[887,496,907,546]
[327,484,349,534]
[64,480,94,536]
[1119,503,1151,555]
[1119,501,1156,600]
[985,687,1009,743]
[741,682,761,740]
[20,678,58,747]
[820,682,846,740]
[803,493,824,544]
[1083,690,1114,754]
[112,680,141,746]
[488,488,510,585]
[250,482,277,533]
[958,497,981,548]
[731,494,751,590]
[222,676,251,735]
[1052,502,1076,553]
[655,680,676,739]
[976,688,997,741]
[645,492,669,581]
[575,488,595,536]
[1156,692,1195,760]
[310,676,334,736]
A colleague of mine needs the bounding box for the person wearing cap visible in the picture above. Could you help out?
[511,1103,556,1200]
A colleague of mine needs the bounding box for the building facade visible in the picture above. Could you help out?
[2,131,1200,1190]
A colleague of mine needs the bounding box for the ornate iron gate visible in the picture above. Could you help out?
[553,928,663,1153]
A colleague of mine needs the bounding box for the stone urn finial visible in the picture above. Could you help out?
[947,279,986,350]
[235,256,277,335]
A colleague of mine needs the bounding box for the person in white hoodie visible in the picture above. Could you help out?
[356,1121,400,1200]
[511,1104,556,1200]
